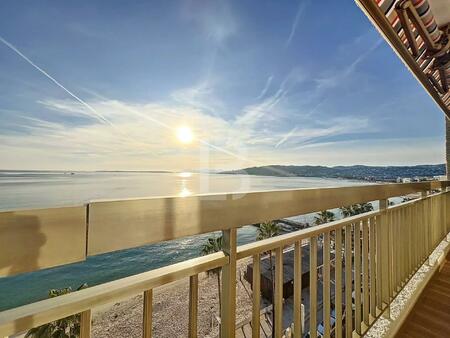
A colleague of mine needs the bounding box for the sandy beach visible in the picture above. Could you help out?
[91,258,254,338]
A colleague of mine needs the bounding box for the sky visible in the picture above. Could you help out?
[0,0,446,171]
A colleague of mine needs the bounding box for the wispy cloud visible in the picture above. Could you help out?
[0,35,114,128]
[171,80,223,115]
[181,0,237,46]
[256,75,273,100]
[274,117,372,149]
[275,126,298,148]
[286,0,309,47]
[315,36,383,90]
[235,67,304,132]
[0,36,259,166]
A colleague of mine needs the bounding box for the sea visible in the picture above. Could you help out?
[0,171,368,311]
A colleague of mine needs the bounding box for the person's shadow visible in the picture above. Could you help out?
[0,213,46,277]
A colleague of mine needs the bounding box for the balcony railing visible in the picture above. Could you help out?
[0,181,449,338]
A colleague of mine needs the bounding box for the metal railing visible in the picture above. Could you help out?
[0,181,449,338]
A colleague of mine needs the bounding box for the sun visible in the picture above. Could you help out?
[176,126,194,144]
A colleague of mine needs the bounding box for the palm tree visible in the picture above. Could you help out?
[340,205,354,218]
[314,210,335,225]
[257,221,280,336]
[340,203,373,217]
[358,202,374,213]
[26,284,88,338]
[201,235,223,313]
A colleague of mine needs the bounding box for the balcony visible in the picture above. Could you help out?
[0,181,449,338]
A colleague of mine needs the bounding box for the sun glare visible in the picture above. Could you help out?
[176,126,194,144]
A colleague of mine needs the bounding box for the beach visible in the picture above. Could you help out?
[91,258,253,338]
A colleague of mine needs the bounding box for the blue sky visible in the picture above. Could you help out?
[0,0,445,171]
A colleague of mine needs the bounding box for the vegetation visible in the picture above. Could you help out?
[201,235,224,313]
[256,221,281,336]
[26,284,88,338]
[221,164,445,181]
[340,202,373,217]
[314,210,336,225]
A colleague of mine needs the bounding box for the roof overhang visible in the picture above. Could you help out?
[355,0,450,118]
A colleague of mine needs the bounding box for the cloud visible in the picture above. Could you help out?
[273,117,372,149]
[0,94,376,171]
[275,126,298,148]
[0,35,115,128]
[256,75,273,100]
[286,0,309,47]
[235,67,304,131]
[171,80,224,115]
[315,35,383,90]
[181,0,237,46]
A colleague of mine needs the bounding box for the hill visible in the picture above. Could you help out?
[220,164,445,181]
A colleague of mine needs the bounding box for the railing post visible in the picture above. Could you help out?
[143,290,153,338]
[293,242,302,338]
[221,228,237,338]
[252,254,261,338]
[80,309,91,338]
[274,247,284,338]
[379,198,391,318]
[189,274,199,338]
[310,237,318,338]
[421,191,431,265]
[446,191,450,237]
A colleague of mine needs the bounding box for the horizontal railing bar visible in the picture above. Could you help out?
[0,252,227,337]
[1,181,448,277]
[0,206,87,277]
[387,191,446,211]
[87,181,447,256]
[237,210,380,259]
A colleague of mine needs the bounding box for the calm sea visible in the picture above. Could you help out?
[0,171,366,310]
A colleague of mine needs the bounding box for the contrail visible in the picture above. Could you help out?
[0,35,276,168]
[112,101,259,164]
[0,35,163,154]
[78,88,261,164]
[275,126,298,148]
[0,35,115,128]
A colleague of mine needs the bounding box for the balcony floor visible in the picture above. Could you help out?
[396,253,450,338]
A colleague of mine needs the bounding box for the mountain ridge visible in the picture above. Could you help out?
[220,164,446,181]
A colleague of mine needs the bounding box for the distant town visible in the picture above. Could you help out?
[221,164,446,182]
